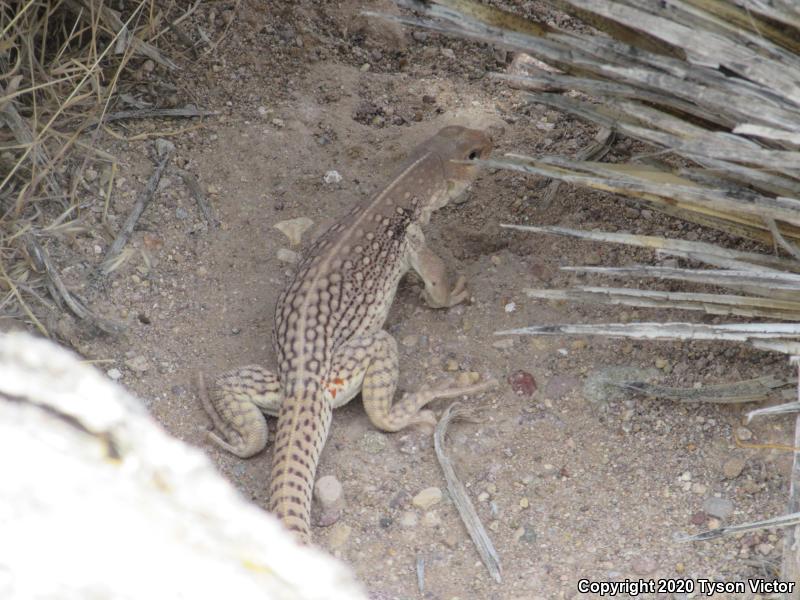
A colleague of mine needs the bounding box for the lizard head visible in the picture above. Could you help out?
[428,126,492,210]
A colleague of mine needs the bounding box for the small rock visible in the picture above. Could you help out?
[691,482,707,495]
[399,511,418,528]
[257,106,269,117]
[507,370,537,396]
[271,117,285,128]
[106,368,122,381]
[477,491,490,502]
[125,355,149,373]
[690,511,707,526]
[175,206,189,220]
[519,497,529,509]
[440,47,455,59]
[723,457,746,479]
[401,335,419,348]
[707,517,722,530]
[456,371,481,386]
[503,302,516,313]
[757,542,773,556]
[422,511,441,528]
[444,359,459,372]
[314,475,344,512]
[142,59,155,72]
[276,248,300,264]
[735,427,753,441]
[513,525,536,544]
[703,496,734,520]
[359,431,387,454]
[492,338,515,350]
[83,168,98,183]
[412,487,443,510]
[654,357,669,369]
[675,563,685,574]
[274,216,314,246]
[379,516,392,529]
[328,522,351,549]
[632,558,656,576]
[389,490,410,509]
[323,170,342,184]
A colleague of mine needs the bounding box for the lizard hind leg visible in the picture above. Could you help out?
[197,365,282,458]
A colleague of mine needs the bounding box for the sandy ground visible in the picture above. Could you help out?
[22,1,799,598]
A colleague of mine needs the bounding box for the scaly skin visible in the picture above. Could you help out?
[199,126,495,543]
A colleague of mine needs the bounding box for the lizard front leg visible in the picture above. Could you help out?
[326,331,495,433]
[406,223,469,309]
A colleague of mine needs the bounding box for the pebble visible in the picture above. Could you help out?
[271,117,285,128]
[400,511,418,528]
[422,511,441,527]
[274,216,313,246]
[632,558,656,576]
[735,426,753,441]
[83,168,98,182]
[444,359,459,372]
[359,431,387,454]
[507,370,537,396]
[690,510,707,526]
[106,368,122,381]
[175,206,189,220]
[723,457,746,479]
[328,522,351,549]
[703,496,734,520]
[691,482,707,495]
[440,47,455,59]
[323,170,342,184]
[314,475,344,511]
[276,248,300,264]
[125,355,149,373]
[492,339,515,350]
[412,487,443,510]
[456,371,481,386]
[503,302,516,313]
[519,497,530,509]
[477,491,490,502]
[513,525,536,544]
[654,357,669,369]
[401,335,419,348]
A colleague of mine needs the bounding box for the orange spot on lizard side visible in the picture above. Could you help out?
[333,377,345,385]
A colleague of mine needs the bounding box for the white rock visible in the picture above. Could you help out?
[276,248,300,264]
[314,476,344,511]
[274,217,313,246]
[106,368,122,381]
[412,487,442,510]
[323,170,342,185]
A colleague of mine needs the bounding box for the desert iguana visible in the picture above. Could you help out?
[199,126,496,543]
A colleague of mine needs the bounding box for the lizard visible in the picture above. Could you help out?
[198,125,496,544]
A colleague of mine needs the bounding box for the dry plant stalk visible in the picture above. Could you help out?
[0,0,193,335]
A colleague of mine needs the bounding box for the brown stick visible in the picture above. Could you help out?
[102,139,174,273]
[434,403,502,583]
[176,168,219,228]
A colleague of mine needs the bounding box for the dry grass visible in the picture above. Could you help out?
[0,0,180,335]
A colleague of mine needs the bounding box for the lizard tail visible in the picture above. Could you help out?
[268,379,332,543]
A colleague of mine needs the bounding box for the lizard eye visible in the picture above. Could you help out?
[468,150,479,160]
